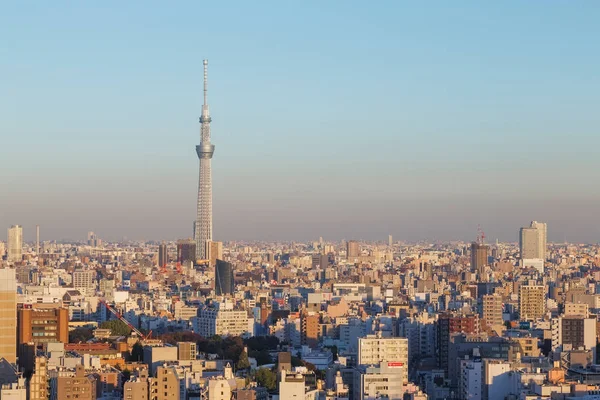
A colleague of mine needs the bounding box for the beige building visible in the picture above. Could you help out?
[519,284,546,321]
[178,342,197,361]
[358,334,408,384]
[29,356,48,400]
[0,268,17,363]
[520,221,547,260]
[207,241,223,266]
[346,241,360,260]
[564,302,588,317]
[124,369,150,400]
[57,365,97,400]
[7,225,22,263]
[482,294,504,331]
[149,366,180,400]
[194,301,249,337]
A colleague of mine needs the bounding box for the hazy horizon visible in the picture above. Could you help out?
[2,2,599,244]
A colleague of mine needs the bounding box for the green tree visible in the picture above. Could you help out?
[253,368,277,391]
[237,350,251,370]
[69,328,93,343]
[100,320,132,336]
[130,341,144,362]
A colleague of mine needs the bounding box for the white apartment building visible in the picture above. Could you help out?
[357,334,408,384]
[193,301,250,337]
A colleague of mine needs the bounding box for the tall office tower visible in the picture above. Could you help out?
[35,225,40,255]
[519,284,546,321]
[347,240,360,259]
[388,234,393,246]
[177,239,196,264]
[519,221,547,260]
[207,240,223,266]
[482,294,503,331]
[195,59,215,260]
[215,259,234,295]
[0,268,17,363]
[470,242,489,276]
[158,243,168,267]
[7,225,23,263]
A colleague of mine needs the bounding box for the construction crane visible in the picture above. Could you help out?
[99,299,152,341]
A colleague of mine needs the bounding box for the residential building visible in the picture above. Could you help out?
[0,268,17,363]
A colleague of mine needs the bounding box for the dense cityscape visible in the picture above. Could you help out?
[2,4,598,400]
[2,63,600,400]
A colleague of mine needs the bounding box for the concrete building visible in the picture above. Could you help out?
[194,301,249,337]
[123,369,150,400]
[355,364,404,400]
[158,243,168,268]
[0,268,17,364]
[72,270,95,293]
[143,346,178,375]
[437,312,480,371]
[519,284,546,321]
[208,240,223,266]
[150,366,180,400]
[176,239,196,264]
[57,365,97,400]
[215,260,234,296]
[17,304,69,353]
[470,242,489,277]
[301,312,320,348]
[178,342,197,361]
[279,372,306,399]
[460,357,482,400]
[519,221,547,260]
[7,225,22,263]
[551,315,597,363]
[346,241,360,260]
[481,294,503,332]
[29,356,49,400]
[357,334,408,384]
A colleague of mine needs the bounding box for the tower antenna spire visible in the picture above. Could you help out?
[203,59,208,106]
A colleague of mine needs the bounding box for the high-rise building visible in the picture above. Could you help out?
[176,239,196,264]
[215,260,234,296]
[7,225,22,263]
[470,242,489,276]
[17,304,69,353]
[29,356,48,400]
[72,270,95,293]
[481,294,503,331]
[35,225,40,255]
[357,334,409,384]
[0,268,17,363]
[346,240,359,259]
[551,315,597,363]
[519,284,545,321]
[388,234,393,247]
[57,365,97,400]
[207,240,223,266]
[195,60,215,261]
[158,243,168,268]
[437,312,480,371]
[519,221,547,260]
[300,312,320,348]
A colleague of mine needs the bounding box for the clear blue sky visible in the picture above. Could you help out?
[1,2,599,243]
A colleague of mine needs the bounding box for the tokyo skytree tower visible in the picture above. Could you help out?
[195,60,215,260]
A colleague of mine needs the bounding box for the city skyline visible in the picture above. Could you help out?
[2,2,600,242]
